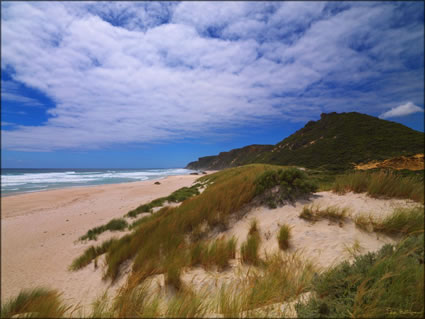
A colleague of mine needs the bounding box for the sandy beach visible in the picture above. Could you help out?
[1,174,204,312]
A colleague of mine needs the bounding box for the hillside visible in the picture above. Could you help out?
[186,112,425,171]
[186,144,273,170]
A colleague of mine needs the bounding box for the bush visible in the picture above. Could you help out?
[296,234,424,318]
[278,224,291,250]
[255,168,317,207]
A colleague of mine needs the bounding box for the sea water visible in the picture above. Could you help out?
[1,168,196,196]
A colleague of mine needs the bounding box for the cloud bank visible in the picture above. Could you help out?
[379,102,424,119]
[1,2,424,151]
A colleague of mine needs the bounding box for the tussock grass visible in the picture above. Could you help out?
[166,289,208,318]
[343,239,364,258]
[189,237,237,270]
[0,287,70,318]
[333,170,424,203]
[278,224,291,250]
[299,204,349,224]
[296,233,424,318]
[241,232,261,265]
[217,252,316,316]
[70,238,117,271]
[79,218,128,241]
[355,206,424,236]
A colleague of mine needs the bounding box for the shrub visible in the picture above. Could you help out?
[1,287,69,318]
[255,168,317,207]
[296,234,424,318]
[278,224,291,250]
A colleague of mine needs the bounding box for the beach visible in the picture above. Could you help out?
[1,173,205,312]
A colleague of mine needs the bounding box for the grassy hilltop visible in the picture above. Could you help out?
[187,112,424,171]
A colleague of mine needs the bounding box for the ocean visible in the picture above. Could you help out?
[1,168,196,196]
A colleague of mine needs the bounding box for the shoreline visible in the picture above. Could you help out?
[1,173,211,308]
[1,168,201,198]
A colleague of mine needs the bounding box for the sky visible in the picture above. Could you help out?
[1,1,424,168]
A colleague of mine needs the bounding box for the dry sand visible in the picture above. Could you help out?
[1,175,420,315]
[1,174,204,313]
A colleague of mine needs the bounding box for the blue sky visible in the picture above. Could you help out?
[1,1,424,168]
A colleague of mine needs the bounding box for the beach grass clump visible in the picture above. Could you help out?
[0,287,70,318]
[79,218,128,241]
[126,185,201,219]
[241,232,261,265]
[189,237,237,270]
[167,185,200,203]
[217,252,316,316]
[299,205,349,224]
[255,167,318,207]
[353,206,424,236]
[166,289,207,318]
[70,238,117,271]
[296,233,424,318]
[333,170,424,203]
[278,224,291,250]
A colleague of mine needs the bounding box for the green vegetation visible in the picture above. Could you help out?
[189,237,237,270]
[354,206,424,236]
[296,233,424,318]
[299,205,349,224]
[70,238,117,271]
[241,230,261,265]
[255,167,317,207]
[333,170,424,203]
[278,224,291,250]
[187,112,424,171]
[0,287,70,318]
[79,218,128,241]
[126,184,201,218]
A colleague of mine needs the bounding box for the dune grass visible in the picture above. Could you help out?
[354,206,424,237]
[71,164,316,285]
[278,224,291,250]
[70,238,118,271]
[0,287,70,318]
[296,233,424,318]
[126,184,201,218]
[103,164,280,280]
[189,237,237,270]
[79,218,128,241]
[333,170,424,203]
[299,204,349,224]
[241,231,261,265]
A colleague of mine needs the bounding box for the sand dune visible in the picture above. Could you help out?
[1,177,419,315]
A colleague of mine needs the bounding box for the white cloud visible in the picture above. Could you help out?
[379,102,424,119]
[1,2,423,151]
